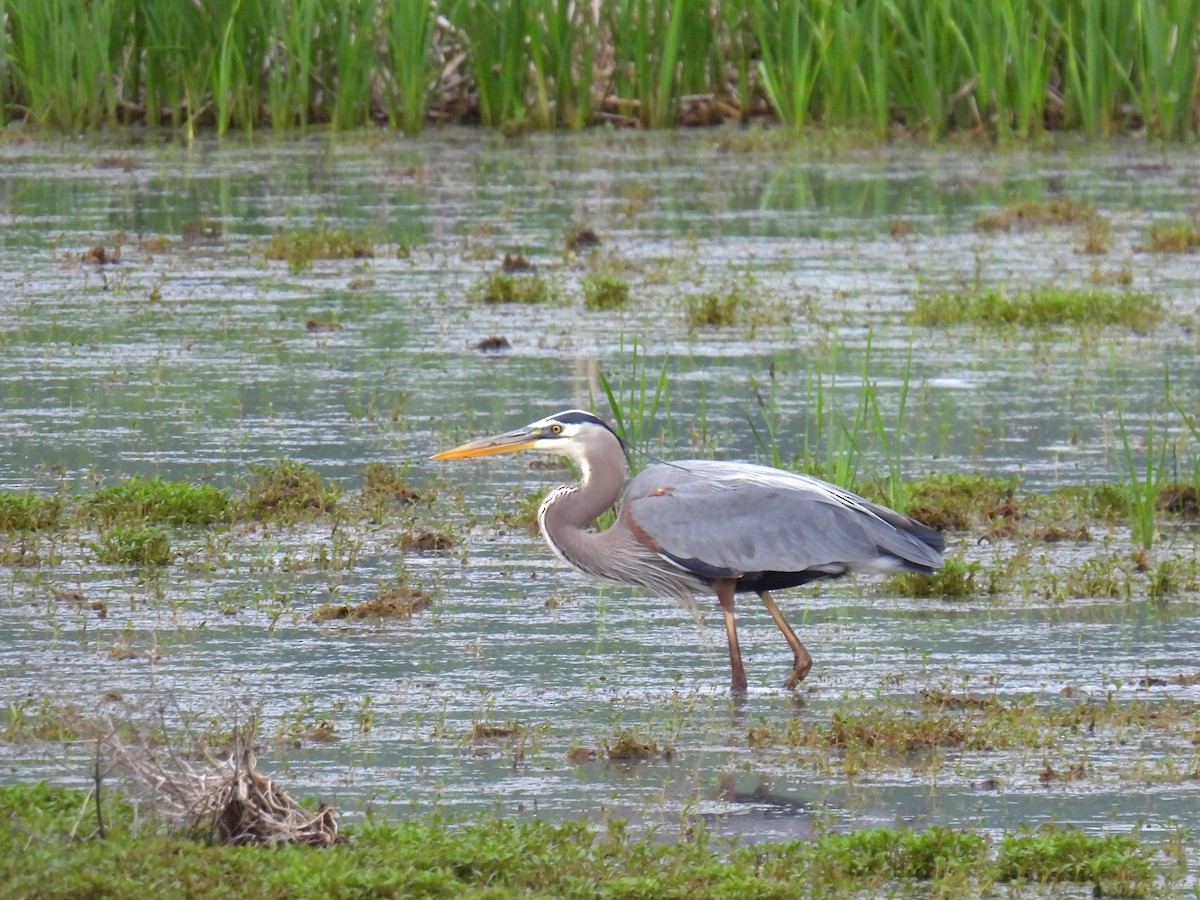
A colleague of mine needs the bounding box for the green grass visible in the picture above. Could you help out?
[82,477,229,527]
[1138,218,1200,252]
[887,556,988,599]
[597,338,671,472]
[265,226,375,272]
[974,198,1100,231]
[91,525,173,566]
[0,490,63,531]
[0,782,1175,897]
[469,272,556,304]
[685,286,749,328]
[580,273,630,310]
[238,460,340,521]
[911,286,1160,329]
[903,473,1019,531]
[3,0,1199,137]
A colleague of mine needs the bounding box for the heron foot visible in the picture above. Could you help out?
[781,651,813,690]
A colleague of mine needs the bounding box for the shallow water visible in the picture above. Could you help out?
[1,131,1199,861]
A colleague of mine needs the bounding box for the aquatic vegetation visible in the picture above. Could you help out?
[887,556,989,599]
[1118,413,1168,550]
[911,286,1160,330]
[580,273,630,310]
[494,490,543,534]
[237,460,340,522]
[1040,554,1136,600]
[82,477,229,527]
[398,529,455,552]
[685,287,746,328]
[974,198,1099,231]
[1147,558,1200,599]
[311,586,432,622]
[603,729,672,762]
[2,699,84,743]
[749,695,1200,760]
[597,339,671,467]
[1078,215,1114,254]
[469,720,523,741]
[0,491,63,532]
[1159,483,1199,517]
[564,224,601,252]
[469,272,556,304]
[265,226,374,272]
[1138,218,1200,252]
[0,781,1179,897]
[904,473,1019,532]
[360,463,420,504]
[91,525,173,566]
[995,826,1157,897]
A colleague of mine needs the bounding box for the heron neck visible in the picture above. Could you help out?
[537,440,628,574]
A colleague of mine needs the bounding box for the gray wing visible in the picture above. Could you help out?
[623,460,943,576]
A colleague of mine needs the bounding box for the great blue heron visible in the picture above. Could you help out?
[431,409,944,692]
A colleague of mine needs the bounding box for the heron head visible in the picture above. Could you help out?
[430,409,621,462]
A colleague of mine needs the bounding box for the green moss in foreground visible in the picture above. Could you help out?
[0,783,1174,898]
[911,287,1159,329]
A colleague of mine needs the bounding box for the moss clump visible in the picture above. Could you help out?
[311,586,432,622]
[1077,215,1113,254]
[905,473,1019,531]
[564,224,601,252]
[469,272,556,303]
[470,721,522,741]
[265,226,374,271]
[604,729,671,762]
[888,557,987,599]
[399,529,455,552]
[974,198,1099,231]
[1137,219,1200,252]
[0,491,63,532]
[1158,483,1199,517]
[581,273,630,310]
[91,525,172,566]
[685,287,746,327]
[361,462,420,503]
[238,460,339,521]
[911,286,1159,330]
[83,477,229,527]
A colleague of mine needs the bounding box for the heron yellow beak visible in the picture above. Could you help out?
[430,427,538,459]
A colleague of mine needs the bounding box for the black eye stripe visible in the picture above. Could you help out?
[550,410,618,437]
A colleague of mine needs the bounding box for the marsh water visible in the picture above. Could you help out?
[1,131,1199,857]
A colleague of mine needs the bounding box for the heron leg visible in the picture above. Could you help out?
[758,591,813,688]
[714,578,748,693]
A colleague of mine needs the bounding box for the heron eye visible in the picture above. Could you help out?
[550,424,563,435]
